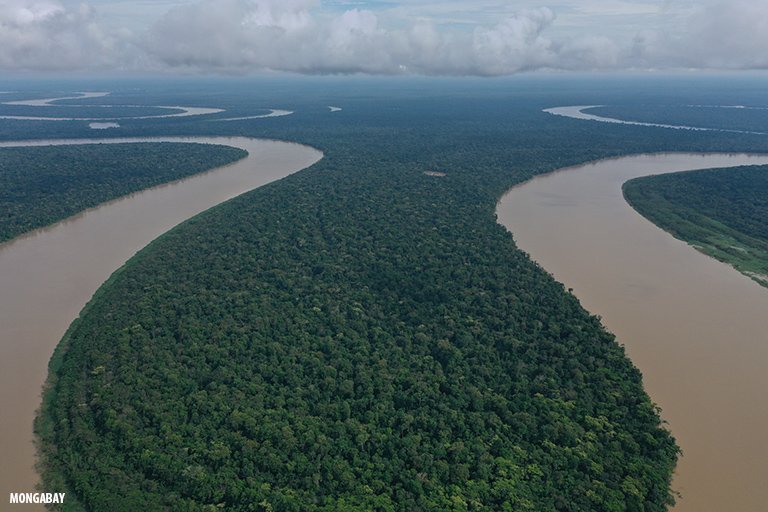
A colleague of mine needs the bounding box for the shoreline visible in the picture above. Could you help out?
[0,136,323,508]
[496,152,768,512]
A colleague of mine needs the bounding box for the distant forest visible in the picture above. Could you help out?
[0,143,246,243]
[19,81,768,511]
[589,105,768,133]
[0,105,186,119]
[624,165,768,287]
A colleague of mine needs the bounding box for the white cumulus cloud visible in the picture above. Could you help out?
[0,0,129,70]
[1,0,768,74]
[469,7,556,74]
[629,0,768,70]
[142,1,614,74]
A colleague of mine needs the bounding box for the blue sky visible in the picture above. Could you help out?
[1,0,766,74]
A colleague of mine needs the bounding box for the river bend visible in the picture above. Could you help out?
[0,136,322,505]
[497,153,768,512]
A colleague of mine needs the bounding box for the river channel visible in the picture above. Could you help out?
[4,139,765,510]
[497,153,768,512]
[0,136,322,505]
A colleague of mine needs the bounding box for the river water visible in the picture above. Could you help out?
[544,106,766,136]
[0,136,322,506]
[3,136,765,511]
[497,153,768,512]
[0,93,226,120]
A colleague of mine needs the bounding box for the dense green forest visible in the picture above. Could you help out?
[624,165,768,287]
[588,105,768,133]
[0,143,246,243]
[0,105,186,119]
[21,79,768,511]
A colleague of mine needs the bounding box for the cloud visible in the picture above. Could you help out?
[685,0,768,69]
[1,0,768,74]
[0,0,127,70]
[143,0,400,73]
[468,8,556,74]
[143,2,612,75]
[629,0,768,70]
[558,35,620,69]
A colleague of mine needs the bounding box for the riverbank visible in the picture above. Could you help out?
[0,136,322,507]
[623,165,768,288]
[0,142,246,243]
[497,152,768,512]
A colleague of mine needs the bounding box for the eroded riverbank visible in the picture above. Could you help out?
[497,153,768,512]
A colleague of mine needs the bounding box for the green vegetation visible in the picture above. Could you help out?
[589,105,768,133]
[32,90,695,512]
[0,142,246,243]
[39,166,677,512]
[24,78,768,511]
[0,105,186,119]
[624,165,768,287]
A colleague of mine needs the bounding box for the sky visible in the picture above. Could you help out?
[0,0,766,75]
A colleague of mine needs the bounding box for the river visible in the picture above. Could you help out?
[497,153,768,512]
[0,93,226,120]
[0,136,322,506]
[544,106,766,136]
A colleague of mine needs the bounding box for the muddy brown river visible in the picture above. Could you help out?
[3,143,766,510]
[497,153,768,512]
[0,136,322,508]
